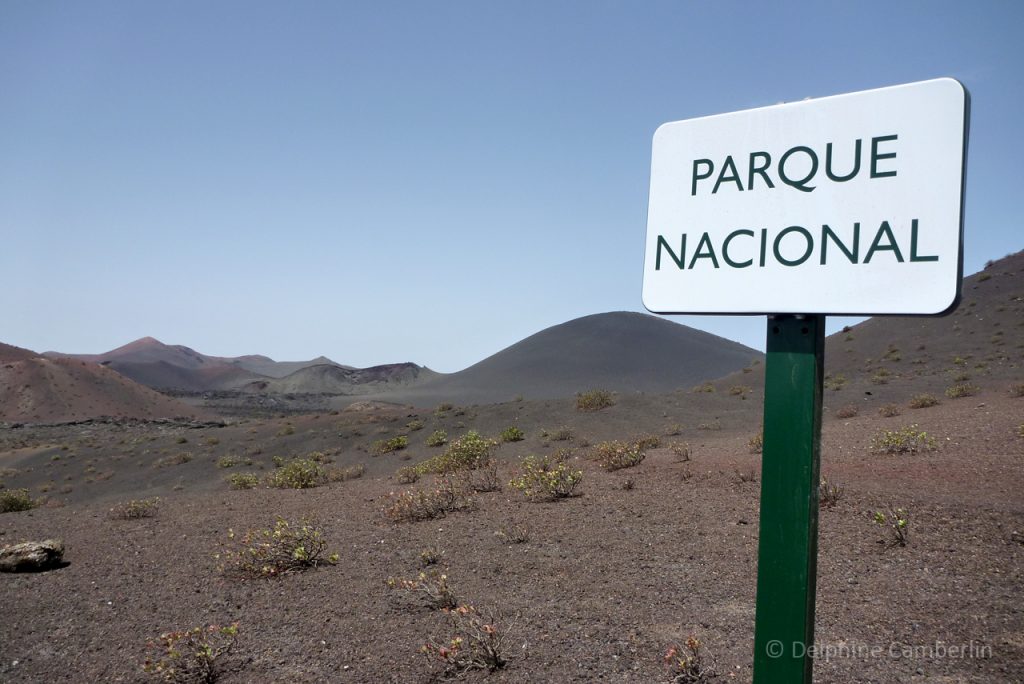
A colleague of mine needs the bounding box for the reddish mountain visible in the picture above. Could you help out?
[0,344,204,423]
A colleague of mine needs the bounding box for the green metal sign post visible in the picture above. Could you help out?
[752,314,825,683]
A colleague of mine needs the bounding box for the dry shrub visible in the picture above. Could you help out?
[217,517,338,579]
[326,463,365,482]
[143,623,239,683]
[945,383,980,399]
[575,389,615,411]
[664,635,715,683]
[669,441,691,462]
[870,425,937,454]
[495,523,530,544]
[818,478,844,508]
[421,605,508,676]
[387,570,457,610]
[508,454,583,500]
[592,440,646,471]
[878,403,902,418]
[835,405,859,419]
[909,393,940,409]
[109,497,159,520]
[747,430,763,454]
[383,477,475,523]
[395,466,420,484]
[418,546,444,567]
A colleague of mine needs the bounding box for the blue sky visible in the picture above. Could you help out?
[2,2,1021,372]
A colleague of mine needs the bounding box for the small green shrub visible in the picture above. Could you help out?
[508,454,583,500]
[874,507,910,547]
[499,426,524,443]
[870,425,937,454]
[416,431,496,475]
[908,393,940,409]
[729,385,750,397]
[0,489,37,513]
[372,435,409,455]
[387,570,456,610]
[264,458,326,489]
[434,403,454,416]
[143,623,239,683]
[426,429,448,447]
[664,423,683,436]
[945,383,980,399]
[406,419,425,431]
[691,382,715,393]
[592,440,645,471]
[226,473,260,490]
[216,455,239,469]
[109,498,160,520]
[276,424,295,437]
[217,516,338,578]
[575,389,615,411]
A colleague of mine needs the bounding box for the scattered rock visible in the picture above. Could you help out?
[0,539,65,572]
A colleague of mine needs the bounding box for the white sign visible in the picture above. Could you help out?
[642,78,968,315]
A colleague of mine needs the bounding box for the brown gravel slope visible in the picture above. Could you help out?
[1,390,1021,683]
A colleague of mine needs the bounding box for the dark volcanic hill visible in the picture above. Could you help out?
[240,363,438,394]
[341,311,762,407]
[0,344,204,423]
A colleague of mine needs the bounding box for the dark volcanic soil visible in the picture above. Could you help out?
[1,389,1022,683]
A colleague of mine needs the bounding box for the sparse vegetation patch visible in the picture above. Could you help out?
[870,425,937,454]
[575,389,615,411]
[945,383,980,399]
[143,623,239,684]
[109,497,160,520]
[264,458,326,489]
[217,517,338,579]
[0,488,37,513]
[909,393,940,409]
[509,454,583,500]
[421,605,507,676]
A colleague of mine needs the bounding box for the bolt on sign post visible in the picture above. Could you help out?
[642,79,969,683]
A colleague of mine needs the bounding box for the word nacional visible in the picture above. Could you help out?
[651,132,937,270]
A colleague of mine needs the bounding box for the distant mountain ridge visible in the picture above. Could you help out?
[46,336,433,395]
